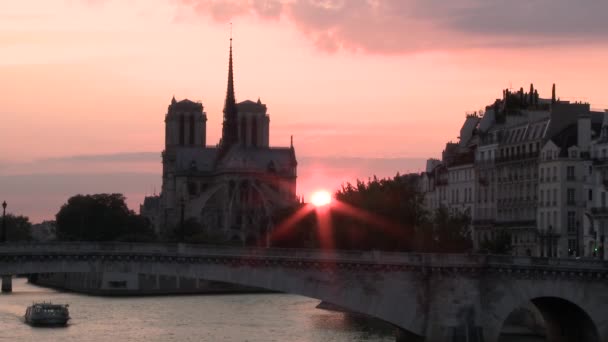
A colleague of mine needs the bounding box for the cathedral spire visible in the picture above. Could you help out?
[221,29,239,147]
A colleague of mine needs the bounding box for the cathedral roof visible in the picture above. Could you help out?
[175,146,296,176]
[216,146,295,173]
[237,99,267,114]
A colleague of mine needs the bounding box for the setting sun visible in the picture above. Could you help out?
[310,190,332,207]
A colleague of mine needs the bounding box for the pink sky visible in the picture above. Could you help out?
[1,0,608,222]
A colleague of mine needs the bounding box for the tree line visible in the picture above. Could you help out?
[271,174,479,253]
[2,177,512,254]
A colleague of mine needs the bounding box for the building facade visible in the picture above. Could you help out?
[420,84,608,258]
[141,40,298,244]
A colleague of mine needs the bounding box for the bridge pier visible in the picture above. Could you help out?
[1,275,12,293]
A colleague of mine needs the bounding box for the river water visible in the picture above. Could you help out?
[0,278,542,341]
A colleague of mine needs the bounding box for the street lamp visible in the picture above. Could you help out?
[1,201,7,243]
[180,198,185,242]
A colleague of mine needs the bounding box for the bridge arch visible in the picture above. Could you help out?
[485,280,603,342]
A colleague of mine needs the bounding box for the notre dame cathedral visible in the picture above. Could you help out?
[141,39,298,245]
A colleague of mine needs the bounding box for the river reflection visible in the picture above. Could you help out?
[0,278,546,342]
[0,278,395,342]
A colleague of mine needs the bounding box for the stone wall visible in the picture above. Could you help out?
[29,272,269,296]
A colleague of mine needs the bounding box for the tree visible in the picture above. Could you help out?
[478,229,512,255]
[2,214,33,241]
[333,174,426,251]
[417,207,472,253]
[55,193,155,241]
[270,174,474,253]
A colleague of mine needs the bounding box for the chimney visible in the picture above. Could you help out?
[578,109,591,152]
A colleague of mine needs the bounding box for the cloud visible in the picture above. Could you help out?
[174,0,608,53]
[0,152,160,176]
[40,152,159,163]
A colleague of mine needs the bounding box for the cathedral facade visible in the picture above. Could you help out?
[141,40,298,244]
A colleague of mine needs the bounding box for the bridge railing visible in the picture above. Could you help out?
[1,242,607,270]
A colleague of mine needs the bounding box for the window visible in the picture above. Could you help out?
[189,114,195,145]
[568,239,577,256]
[540,212,545,229]
[567,188,575,205]
[251,117,258,146]
[567,166,575,181]
[179,114,185,146]
[540,168,544,181]
[589,189,593,202]
[567,211,576,233]
[603,192,606,207]
[540,190,544,205]
[553,211,557,229]
[553,166,557,181]
[553,189,557,206]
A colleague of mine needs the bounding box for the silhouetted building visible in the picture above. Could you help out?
[420,84,608,258]
[142,39,297,244]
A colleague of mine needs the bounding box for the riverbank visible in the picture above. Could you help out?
[28,272,271,296]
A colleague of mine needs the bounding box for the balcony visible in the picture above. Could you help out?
[593,157,608,166]
[472,219,496,226]
[591,207,608,215]
[495,152,540,164]
[495,220,537,228]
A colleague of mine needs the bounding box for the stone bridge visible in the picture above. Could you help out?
[2,242,608,342]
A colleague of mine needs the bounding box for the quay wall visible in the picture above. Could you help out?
[29,272,269,296]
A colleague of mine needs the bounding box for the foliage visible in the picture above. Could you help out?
[270,203,318,248]
[162,218,241,245]
[415,207,472,253]
[272,174,473,253]
[332,174,426,251]
[1,214,33,241]
[478,229,513,255]
[55,193,156,242]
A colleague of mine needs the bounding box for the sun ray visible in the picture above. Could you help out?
[331,200,409,241]
[267,203,315,244]
[314,206,335,252]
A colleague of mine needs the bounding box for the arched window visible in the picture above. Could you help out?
[189,114,195,145]
[179,114,185,146]
[251,117,258,147]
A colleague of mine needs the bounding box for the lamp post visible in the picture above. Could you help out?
[180,198,185,242]
[1,201,6,243]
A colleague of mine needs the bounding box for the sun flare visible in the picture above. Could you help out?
[310,190,332,207]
